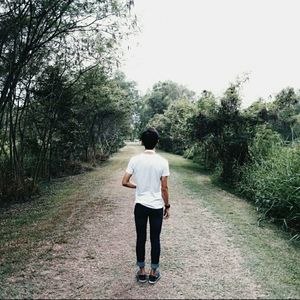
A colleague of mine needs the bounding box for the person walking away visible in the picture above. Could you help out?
[122,128,170,284]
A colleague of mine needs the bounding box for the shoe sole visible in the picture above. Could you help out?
[136,274,147,283]
[138,279,147,283]
[148,274,161,285]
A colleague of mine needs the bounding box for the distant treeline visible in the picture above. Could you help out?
[138,80,300,236]
[0,0,138,202]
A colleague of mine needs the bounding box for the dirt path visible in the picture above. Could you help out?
[2,144,298,298]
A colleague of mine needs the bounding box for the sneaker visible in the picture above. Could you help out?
[148,271,161,284]
[136,270,147,283]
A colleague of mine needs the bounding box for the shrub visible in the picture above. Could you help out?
[0,159,38,203]
[183,142,218,170]
[239,127,300,233]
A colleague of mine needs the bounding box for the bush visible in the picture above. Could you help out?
[239,128,300,233]
[0,160,38,203]
[183,142,218,170]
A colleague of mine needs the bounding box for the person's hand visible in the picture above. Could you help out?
[164,208,170,219]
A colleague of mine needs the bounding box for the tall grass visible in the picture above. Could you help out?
[239,127,300,234]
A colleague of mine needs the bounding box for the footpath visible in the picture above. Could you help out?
[1,144,299,299]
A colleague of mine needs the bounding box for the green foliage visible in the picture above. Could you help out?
[149,99,195,154]
[196,90,218,116]
[137,79,300,233]
[190,84,256,183]
[247,125,283,159]
[260,88,300,141]
[239,128,300,232]
[138,81,195,133]
[0,0,137,202]
[182,91,219,167]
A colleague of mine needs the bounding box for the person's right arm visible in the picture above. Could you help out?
[122,172,136,189]
[161,176,170,218]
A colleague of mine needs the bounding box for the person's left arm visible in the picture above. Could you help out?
[122,172,136,189]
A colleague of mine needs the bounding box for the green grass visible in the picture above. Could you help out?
[160,150,300,299]
[0,150,124,287]
[0,170,96,282]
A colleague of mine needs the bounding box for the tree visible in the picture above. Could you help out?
[149,99,196,154]
[138,80,195,134]
[269,87,300,141]
[196,90,218,116]
[0,0,136,201]
[190,84,257,183]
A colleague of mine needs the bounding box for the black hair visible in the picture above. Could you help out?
[141,128,160,149]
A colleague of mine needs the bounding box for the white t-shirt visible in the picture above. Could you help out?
[126,151,170,209]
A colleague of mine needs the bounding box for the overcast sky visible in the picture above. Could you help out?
[121,0,300,107]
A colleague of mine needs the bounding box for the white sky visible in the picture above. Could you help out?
[121,0,300,107]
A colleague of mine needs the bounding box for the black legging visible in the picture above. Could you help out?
[134,203,163,269]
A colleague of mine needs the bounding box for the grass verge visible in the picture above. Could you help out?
[0,165,104,285]
[161,150,300,299]
[0,147,125,295]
